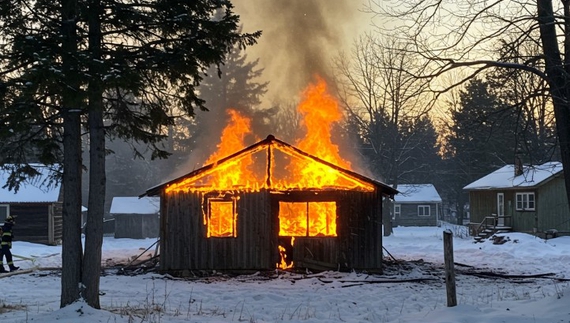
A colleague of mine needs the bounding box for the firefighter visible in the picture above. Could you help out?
[0,215,19,273]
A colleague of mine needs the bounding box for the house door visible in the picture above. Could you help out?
[497,193,505,227]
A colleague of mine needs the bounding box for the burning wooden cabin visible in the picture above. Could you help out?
[143,135,397,275]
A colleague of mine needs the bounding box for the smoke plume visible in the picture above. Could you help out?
[235,0,365,102]
[166,1,371,179]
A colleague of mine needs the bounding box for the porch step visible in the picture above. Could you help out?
[473,226,512,243]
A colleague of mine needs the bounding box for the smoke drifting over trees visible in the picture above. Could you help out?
[234,0,365,102]
[170,1,369,178]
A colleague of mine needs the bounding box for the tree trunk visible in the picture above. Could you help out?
[83,103,105,308]
[536,0,570,217]
[82,0,105,309]
[60,0,83,308]
[61,111,83,308]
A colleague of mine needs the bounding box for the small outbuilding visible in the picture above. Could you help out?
[110,196,160,239]
[0,164,63,245]
[143,135,398,275]
[392,184,442,227]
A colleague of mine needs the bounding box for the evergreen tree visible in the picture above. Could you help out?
[487,37,560,164]
[443,77,521,219]
[397,116,441,184]
[167,41,270,169]
[0,0,260,308]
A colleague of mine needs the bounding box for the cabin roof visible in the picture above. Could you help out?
[110,196,160,215]
[393,184,442,203]
[143,135,398,198]
[463,161,563,190]
[0,164,61,203]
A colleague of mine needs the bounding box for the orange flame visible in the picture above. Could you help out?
[164,109,261,194]
[204,109,253,166]
[295,76,350,169]
[203,109,260,189]
[166,77,372,249]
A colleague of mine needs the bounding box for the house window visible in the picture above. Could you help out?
[278,201,337,237]
[516,192,535,211]
[0,204,8,222]
[206,198,237,237]
[418,205,430,217]
[394,204,401,220]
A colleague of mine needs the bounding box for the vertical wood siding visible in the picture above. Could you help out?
[114,213,159,239]
[337,190,383,271]
[161,189,384,274]
[537,178,570,233]
[7,203,62,245]
[468,191,497,224]
[161,190,273,272]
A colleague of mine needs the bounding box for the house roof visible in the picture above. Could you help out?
[393,184,442,203]
[143,135,398,198]
[463,161,563,190]
[0,164,61,203]
[110,196,160,215]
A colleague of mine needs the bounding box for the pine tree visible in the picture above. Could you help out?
[0,0,260,308]
[443,77,521,219]
[167,41,269,168]
[487,37,560,164]
[397,116,441,184]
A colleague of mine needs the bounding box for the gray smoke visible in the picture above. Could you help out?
[165,1,371,180]
[235,0,365,102]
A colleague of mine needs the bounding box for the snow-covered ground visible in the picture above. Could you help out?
[1,223,570,323]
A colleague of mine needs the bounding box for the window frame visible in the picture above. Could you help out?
[0,204,9,222]
[278,201,337,237]
[418,205,431,217]
[206,197,237,238]
[393,204,401,220]
[515,192,535,211]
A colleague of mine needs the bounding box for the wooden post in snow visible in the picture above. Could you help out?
[443,229,457,307]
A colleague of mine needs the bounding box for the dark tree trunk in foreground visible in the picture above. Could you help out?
[60,0,83,308]
[82,0,105,308]
[537,0,570,218]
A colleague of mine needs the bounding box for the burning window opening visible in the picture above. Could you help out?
[278,201,337,237]
[276,199,337,270]
[206,198,237,238]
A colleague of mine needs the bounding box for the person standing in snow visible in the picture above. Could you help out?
[0,215,19,273]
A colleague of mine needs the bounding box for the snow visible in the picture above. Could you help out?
[463,162,563,190]
[1,224,570,323]
[0,164,61,203]
[110,196,160,214]
[393,184,442,203]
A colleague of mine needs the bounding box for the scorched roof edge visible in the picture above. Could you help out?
[141,135,398,198]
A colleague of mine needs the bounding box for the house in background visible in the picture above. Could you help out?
[392,184,442,227]
[0,164,63,245]
[142,135,398,275]
[464,161,569,238]
[110,196,160,239]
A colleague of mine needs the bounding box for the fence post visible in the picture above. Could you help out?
[444,229,457,307]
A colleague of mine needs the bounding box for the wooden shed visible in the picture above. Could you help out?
[143,135,398,275]
[464,161,570,238]
[110,196,160,239]
[0,164,63,245]
[392,184,442,227]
